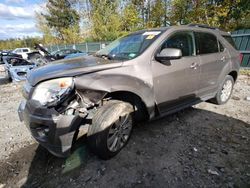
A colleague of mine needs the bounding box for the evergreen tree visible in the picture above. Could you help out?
[122,3,142,32]
[89,0,122,41]
[42,0,80,41]
[150,0,165,27]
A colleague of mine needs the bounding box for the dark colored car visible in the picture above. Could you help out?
[64,52,88,59]
[0,50,22,62]
[18,24,241,159]
[27,45,83,65]
[51,49,82,60]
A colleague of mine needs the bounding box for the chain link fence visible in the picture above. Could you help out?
[46,42,110,54]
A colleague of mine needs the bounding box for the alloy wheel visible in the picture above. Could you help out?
[107,114,132,152]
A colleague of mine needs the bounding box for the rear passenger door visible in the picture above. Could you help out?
[195,32,229,97]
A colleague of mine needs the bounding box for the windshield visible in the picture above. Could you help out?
[50,50,59,56]
[96,31,163,60]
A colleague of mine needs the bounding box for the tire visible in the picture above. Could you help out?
[210,75,234,105]
[7,70,12,82]
[87,100,134,159]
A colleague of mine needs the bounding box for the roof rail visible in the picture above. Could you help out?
[187,23,219,30]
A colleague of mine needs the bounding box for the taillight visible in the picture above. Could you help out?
[239,53,243,64]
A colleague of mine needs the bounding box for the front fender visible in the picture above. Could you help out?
[74,73,155,118]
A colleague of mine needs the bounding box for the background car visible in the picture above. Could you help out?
[3,57,35,82]
[64,52,88,59]
[50,49,82,59]
[12,48,31,59]
[0,50,22,63]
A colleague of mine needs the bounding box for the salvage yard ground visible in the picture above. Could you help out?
[0,74,249,188]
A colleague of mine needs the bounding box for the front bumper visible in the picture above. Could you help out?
[18,100,84,157]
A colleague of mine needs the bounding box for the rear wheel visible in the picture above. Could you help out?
[210,75,234,105]
[87,100,134,159]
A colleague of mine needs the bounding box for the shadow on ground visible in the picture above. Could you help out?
[1,107,249,188]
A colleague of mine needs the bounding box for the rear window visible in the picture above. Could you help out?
[222,35,237,49]
[195,32,219,55]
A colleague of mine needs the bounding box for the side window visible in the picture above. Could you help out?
[162,32,195,57]
[222,35,237,49]
[58,51,65,56]
[195,32,219,54]
[218,41,224,52]
[23,49,29,52]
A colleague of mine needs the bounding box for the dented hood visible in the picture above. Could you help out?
[27,55,123,86]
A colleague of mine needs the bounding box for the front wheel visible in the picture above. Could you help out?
[87,100,134,159]
[210,75,234,105]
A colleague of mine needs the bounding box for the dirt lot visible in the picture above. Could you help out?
[0,74,249,188]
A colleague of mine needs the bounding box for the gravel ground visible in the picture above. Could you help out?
[0,75,249,188]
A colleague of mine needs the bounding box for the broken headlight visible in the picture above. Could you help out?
[32,77,74,106]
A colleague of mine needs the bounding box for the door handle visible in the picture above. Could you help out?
[221,56,226,62]
[190,62,198,69]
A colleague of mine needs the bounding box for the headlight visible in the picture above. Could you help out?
[32,77,74,106]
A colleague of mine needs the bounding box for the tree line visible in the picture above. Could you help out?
[39,0,250,43]
[1,0,250,50]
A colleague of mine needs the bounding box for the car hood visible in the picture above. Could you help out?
[27,55,123,86]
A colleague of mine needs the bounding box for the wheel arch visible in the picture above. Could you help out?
[228,70,238,82]
[105,90,150,122]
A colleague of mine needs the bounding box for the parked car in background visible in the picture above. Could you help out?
[51,49,82,59]
[3,57,35,82]
[64,52,88,59]
[12,48,31,60]
[27,45,84,65]
[18,24,240,159]
[0,50,22,62]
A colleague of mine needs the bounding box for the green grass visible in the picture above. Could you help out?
[240,68,250,75]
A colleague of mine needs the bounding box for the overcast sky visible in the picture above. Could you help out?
[0,0,44,40]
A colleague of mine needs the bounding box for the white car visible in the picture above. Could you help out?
[12,48,31,59]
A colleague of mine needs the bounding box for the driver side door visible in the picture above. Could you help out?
[152,31,201,113]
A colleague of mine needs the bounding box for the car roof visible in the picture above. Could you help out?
[173,24,230,36]
[132,24,230,37]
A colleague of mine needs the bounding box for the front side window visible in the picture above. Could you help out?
[195,32,219,54]
[161,32,195,57]
[13,49,21,53]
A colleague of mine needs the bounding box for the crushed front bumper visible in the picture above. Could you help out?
[18,100,84,157]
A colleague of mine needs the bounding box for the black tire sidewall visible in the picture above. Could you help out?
[87,101,134,159]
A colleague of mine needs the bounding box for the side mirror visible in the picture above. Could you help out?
[155,48,182,64]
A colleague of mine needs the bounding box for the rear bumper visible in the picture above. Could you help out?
[18,100,83,157]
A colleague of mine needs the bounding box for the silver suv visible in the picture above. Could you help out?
[18,24,241,159]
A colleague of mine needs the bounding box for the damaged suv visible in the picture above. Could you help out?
[18,25,240,159]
